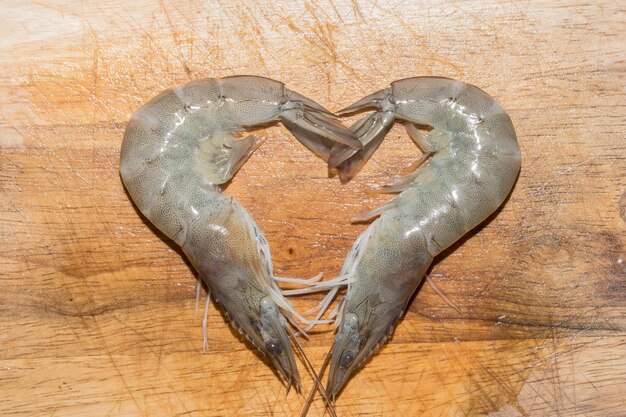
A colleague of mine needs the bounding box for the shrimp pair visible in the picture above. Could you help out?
[119,76,521,407]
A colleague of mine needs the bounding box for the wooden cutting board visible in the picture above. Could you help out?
[1,1,624,416]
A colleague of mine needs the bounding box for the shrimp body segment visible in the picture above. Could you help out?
[119,76,360,389]
[326,77,521,399]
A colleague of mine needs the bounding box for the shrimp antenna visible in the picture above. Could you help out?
[299,347,333,417]
[286,327,337,417]
[425,275,459,311]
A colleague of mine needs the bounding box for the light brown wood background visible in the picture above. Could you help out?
[1,1,624,416]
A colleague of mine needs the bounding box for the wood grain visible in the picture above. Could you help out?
[1,1,624,416]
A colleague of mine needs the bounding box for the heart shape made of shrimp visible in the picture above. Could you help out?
[119,75,520,404]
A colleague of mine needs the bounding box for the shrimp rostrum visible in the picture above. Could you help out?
[324,77,521,399]
[119,76,361,389]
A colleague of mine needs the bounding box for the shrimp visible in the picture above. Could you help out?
[119,75,361,390]
[323,77,521,400]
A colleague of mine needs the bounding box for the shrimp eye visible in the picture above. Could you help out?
[339,350,355,368]
[265,339,283,356]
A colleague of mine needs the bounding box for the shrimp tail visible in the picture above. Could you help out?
[328,88,395,183]
[335,88,390,116]
[280,89,361,162]
[329,110,396,183]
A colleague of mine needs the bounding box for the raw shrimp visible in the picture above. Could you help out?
[323,77,521,399]
[119,75,361,390]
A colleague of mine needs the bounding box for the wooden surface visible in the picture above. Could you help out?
[1,1,624,416]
